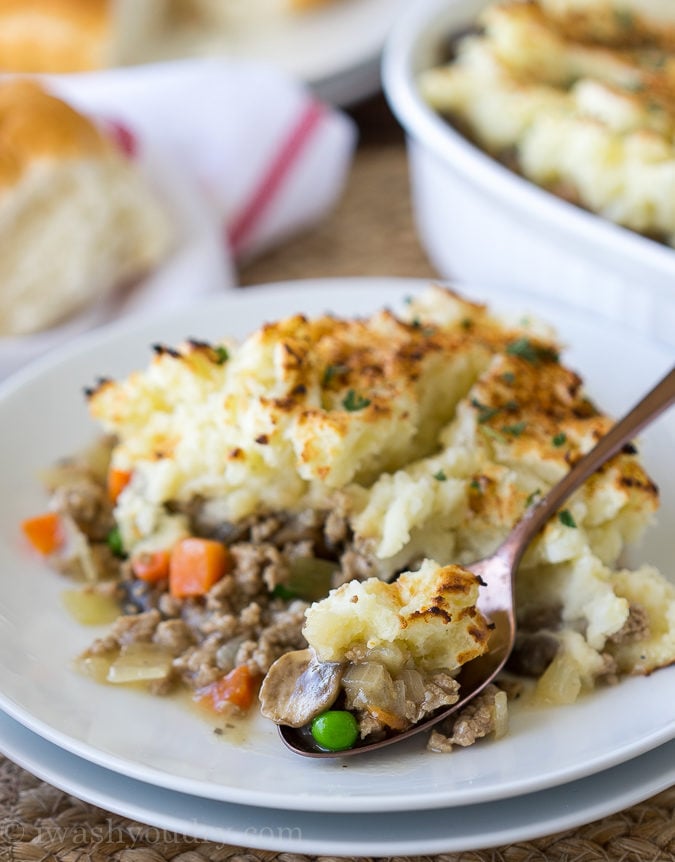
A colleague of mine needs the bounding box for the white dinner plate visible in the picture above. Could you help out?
[0,278,673,814]
[0,709,672,855]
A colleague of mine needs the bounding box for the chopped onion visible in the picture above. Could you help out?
[82,436,116,483]
[343,661,396,713]
[40,437,113,490]
[106,643,173,684]
[54,515,99,582]
[216,636,246,672]
[364,643,407,673]
[534,652,582,705]
[392,678,408,718]
[39,463,80,493]
[399,667,426,703]
[62,588,120,626]
[75,654,113,684]
[286,557,338,602]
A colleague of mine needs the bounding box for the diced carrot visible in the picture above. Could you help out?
[169,537,230,599]
[107,468,132,503]
[21,512,64,555]
[197,665,260,712]
[131,550,170,583]
[368,705,409,732]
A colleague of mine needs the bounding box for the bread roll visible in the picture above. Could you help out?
[0,0,171,72]
[0,80,171,336]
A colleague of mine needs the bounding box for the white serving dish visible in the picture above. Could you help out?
[382,0,675,347]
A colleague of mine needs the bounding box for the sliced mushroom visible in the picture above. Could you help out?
[259,648,343,727]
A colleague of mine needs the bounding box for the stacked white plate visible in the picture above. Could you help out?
[0,279,673,855]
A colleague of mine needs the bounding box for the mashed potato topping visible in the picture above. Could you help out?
[304,559,490,672]
[419,0,675,243]
[539,0,675,49]
[89,288,513,550]
[348,332,658,574]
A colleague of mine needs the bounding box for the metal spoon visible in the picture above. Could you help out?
[279,364,675,757]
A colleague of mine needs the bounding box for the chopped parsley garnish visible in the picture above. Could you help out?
[526,489,541,507]
[506,337,559,365]
[645,52,666,70]
[410,317,436,336]
[502,421,527,437]
[342,389,371,411]
[322,363,348,386]
[433,470,447,481]
[272,584,298,600]
[471,397,500,424]
[552,432,567,447]
[614,8,633,28]
[624,80,645,93]
[213,346,229,364]
[461,317,473,330]
[506,338,539,363]
[469,478,482,492]
[558,509,577,528]
[480,425,506,443]
[501,371,516,384]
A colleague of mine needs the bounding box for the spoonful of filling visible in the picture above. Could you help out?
[260,559,495,751]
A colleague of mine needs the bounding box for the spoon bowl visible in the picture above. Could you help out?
[279,364,675,757]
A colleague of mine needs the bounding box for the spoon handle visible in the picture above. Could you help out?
[498,364,675,571]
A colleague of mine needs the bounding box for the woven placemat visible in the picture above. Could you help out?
[1,96,673,862]
[1,756,673,860]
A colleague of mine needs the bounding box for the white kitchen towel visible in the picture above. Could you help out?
[50,58,358,262]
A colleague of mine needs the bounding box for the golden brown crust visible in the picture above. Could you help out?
[0,0,110,72]
[465,349,658,523]
[545,7,675,50]
[0,80,109,190]
[88,295,524,468]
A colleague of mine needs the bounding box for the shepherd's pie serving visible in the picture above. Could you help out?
[22,285,675,753]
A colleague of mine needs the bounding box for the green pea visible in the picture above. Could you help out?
[310,710,359,752]
[107,526,125,558]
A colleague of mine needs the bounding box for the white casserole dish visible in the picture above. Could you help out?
[382,0,675,348]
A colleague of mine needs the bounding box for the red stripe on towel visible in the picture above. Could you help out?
[106,119,138,158]
[226,100,325,256]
